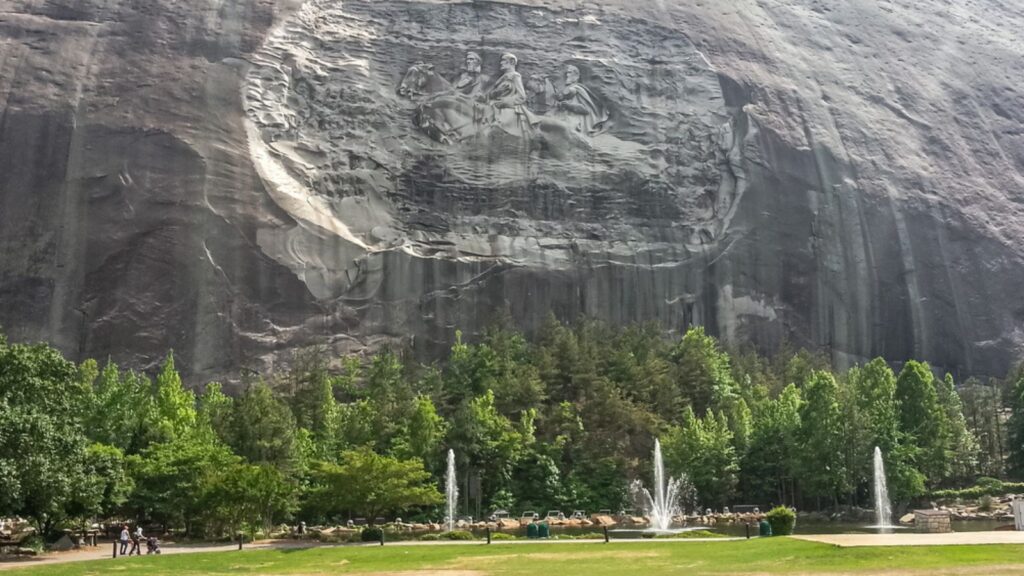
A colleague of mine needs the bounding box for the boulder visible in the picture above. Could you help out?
[590,515,616,527]
[50,535,76,551]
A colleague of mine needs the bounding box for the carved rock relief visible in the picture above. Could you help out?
[244,0,747,297]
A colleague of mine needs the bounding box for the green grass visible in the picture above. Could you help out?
[8,539,1024,575]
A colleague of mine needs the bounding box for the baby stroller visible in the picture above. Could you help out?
[146,536,161,555]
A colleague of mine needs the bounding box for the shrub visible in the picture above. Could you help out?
[932,480,1024,500]
[979,495,994,512]
[440,530,475,540]
[977,477,1003,489]
[766,506,796,536]
[19,535,44,553]
[360,527,384,542]
[490,532,518,540]
[418,533,440,541]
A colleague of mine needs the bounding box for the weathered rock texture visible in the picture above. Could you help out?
[1,0,1022,381]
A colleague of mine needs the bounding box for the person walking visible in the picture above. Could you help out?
[128,525,143,556]
[118,525,130,556]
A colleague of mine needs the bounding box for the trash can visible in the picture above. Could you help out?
[758,519,772,537]
[538,522,550,538]
[526,522,539,539]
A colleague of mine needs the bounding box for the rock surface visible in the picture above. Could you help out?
[1,0,1022,381]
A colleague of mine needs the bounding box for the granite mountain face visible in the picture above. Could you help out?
[1,0,1022,381]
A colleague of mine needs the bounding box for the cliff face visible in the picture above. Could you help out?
[2,0,1022,380]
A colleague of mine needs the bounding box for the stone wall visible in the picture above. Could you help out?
[915,510,951,534]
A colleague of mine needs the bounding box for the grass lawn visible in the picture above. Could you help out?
[8,539,1024,576]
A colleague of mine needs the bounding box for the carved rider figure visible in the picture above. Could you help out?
[452,51,488,97]
[479,53,536,135]
[555,64,608,135]
[484,53,528,110]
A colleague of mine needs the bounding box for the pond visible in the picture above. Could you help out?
[468,518,1013,539]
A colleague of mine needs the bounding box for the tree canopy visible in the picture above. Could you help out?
[0,321,1014,538]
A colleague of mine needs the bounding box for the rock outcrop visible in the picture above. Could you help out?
[1,0,1022,381]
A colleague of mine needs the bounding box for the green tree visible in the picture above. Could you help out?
[895,361,947,484]
[937,373,980,484]
[67,443,132,525]
[127,436,238,535]
[510,447,567,512]
[336,399,378,450]
[283,347,342,458]
[964,377,1009,478]
[151,352,197,442]
[1006,367,1024,478]
[449,390,525,515]
[203,462,294,537]
[851,359,900,453]
[0,336,90,533]
[230,381,297,470]
[392,396,448,469]
[364,350,418,448]
[603,324,678,422]
[481,327,546,417]
[742,384,802,506]
[197,382,234,444]
[662,407,738,509]
[798,371,846,506]
[307,447,442,525]
[670,327,736,416]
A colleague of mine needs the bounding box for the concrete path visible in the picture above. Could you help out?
[793,531,1024,547]
[0,540,315,571]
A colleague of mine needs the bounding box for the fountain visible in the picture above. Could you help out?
[445,449,458,532]
[871,446,893,529]
[629,439,686,532]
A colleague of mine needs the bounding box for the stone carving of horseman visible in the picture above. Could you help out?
[398,51,591,154]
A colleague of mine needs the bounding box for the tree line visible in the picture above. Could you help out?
[2,318,1024,538]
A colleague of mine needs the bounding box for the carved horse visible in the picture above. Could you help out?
[397,62,452,98]
[398,63,590,154]
[526,75,556,114]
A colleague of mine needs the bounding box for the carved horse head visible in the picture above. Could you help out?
[398,62,451,98]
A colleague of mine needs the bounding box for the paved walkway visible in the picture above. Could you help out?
[0,540,315,571]
[793,531,1024,547]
